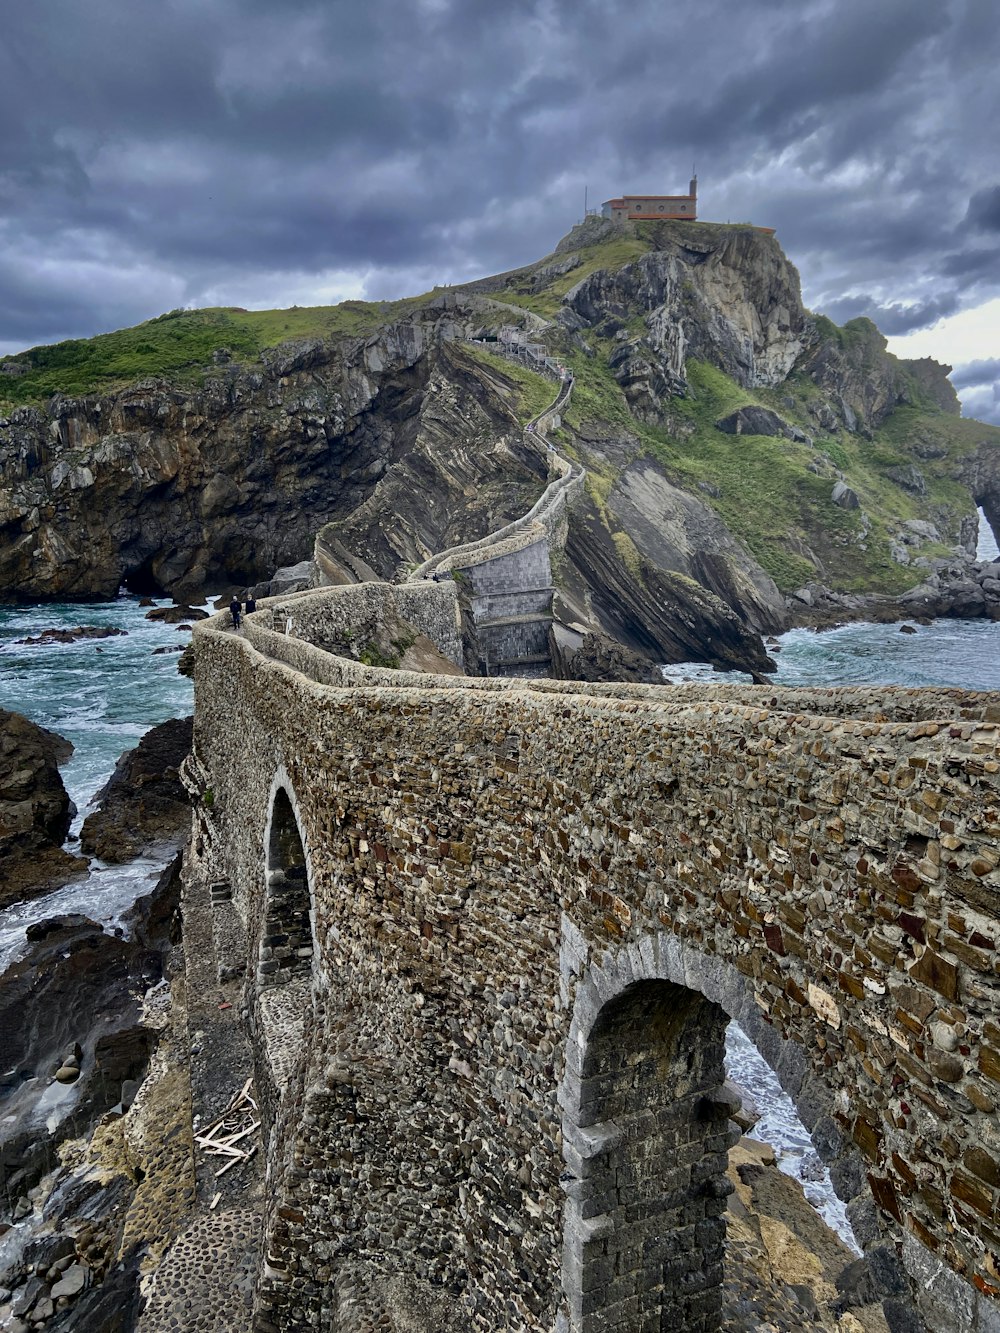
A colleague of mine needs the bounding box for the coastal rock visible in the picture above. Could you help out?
[562,224,811,388]
[248,558,317,600]
[80,716,192,863]
[0,857,178,1207]
[796,317,958,434]
[831,481,860,510]
[549,626,664,684]
[562,493,778,676]
[0,323,549,605]
[604,457,786,635]
[0,709,87,911]
[716,405,792,438]
[885,464,927,496]
[722,1137,887,1332]
[12,626,126,647]
[145,604,208,624]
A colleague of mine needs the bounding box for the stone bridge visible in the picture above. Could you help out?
[188,579,1000,1332]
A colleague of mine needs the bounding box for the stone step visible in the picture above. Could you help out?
[476,612,554,629]
[490,652,552,667]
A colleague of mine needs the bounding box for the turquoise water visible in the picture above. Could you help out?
[661,616,1000,690]
[773,617,1000,690]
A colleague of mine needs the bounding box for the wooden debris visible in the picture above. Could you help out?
[194,1078,259,1177]
[216,1144,257,1179]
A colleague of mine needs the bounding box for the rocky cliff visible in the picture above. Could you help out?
[0,709,87,908]
[2,219,999,675]
[0,319,546,603]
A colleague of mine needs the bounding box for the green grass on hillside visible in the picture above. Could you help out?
[0,295,434,407]
[558,342,964,596]
[494,236,654,320]
[461,344,557,423]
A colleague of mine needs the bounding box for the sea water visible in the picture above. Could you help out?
[0,593,202,968]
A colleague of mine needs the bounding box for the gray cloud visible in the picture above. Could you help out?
[821,294,963,336]
[951,358,1000,390]
[960,382,1000,426]
[0,0,998,396]
[966,186,1000,233]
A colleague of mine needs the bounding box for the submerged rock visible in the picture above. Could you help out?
[11,626,126,647]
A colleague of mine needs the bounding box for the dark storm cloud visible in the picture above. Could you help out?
[820,294,962,336]
[1,0,999,391]
[966,187,1000,233]
[951,359,1000,390]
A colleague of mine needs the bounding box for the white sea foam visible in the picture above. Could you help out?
[726,1023,860,1252]
[0,592,202,967]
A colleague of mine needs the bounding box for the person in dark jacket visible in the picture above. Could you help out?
[245,595,257,615]
[229,596,241,629]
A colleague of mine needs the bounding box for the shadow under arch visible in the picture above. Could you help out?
[558,926,916,1333]
[250,771,319,1137]
[261,780,314,988]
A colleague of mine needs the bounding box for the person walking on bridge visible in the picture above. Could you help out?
[229,596,241,630]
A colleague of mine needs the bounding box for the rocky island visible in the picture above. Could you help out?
[2,217,999,680]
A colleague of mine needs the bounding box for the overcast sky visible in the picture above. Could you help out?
[2,0,998,421]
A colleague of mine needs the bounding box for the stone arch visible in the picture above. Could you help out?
[260,775,315,988]
[558,924,914,1332]
[560,977,733,1331]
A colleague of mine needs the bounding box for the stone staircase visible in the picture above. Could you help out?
[409,370,582,676]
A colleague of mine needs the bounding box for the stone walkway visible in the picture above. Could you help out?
[137,850,264,1333]
[138,1208,259,1332]
[259,976,309,1092]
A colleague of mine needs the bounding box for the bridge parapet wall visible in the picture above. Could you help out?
[190,606,1000,1330]
[248,578,464,670]
[239,584,1000,720]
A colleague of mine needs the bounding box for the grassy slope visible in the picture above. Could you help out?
[461,344,557,424]
[0,295,433,407]
[495,235,654,320]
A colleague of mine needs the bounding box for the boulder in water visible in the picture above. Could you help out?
[12,626,126,647]
[80,717,192,863]
[145,604,208,623]
[0,710,88,911]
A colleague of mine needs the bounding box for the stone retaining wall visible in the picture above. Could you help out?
[248,579,463,671]
[190,594,1000,1331]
